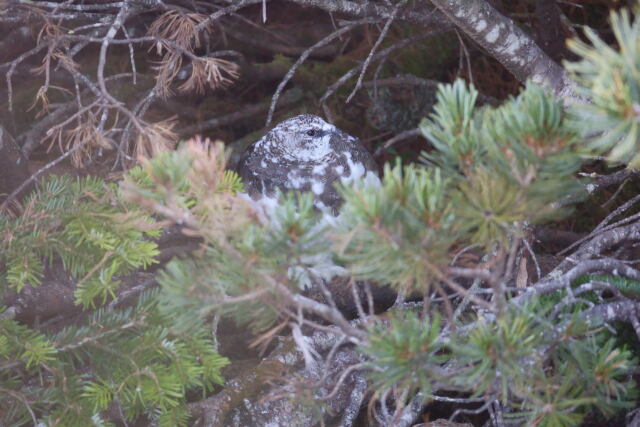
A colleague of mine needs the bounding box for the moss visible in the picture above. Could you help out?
[391,32,459,81]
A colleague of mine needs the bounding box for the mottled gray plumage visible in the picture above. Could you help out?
[238,114,378,213]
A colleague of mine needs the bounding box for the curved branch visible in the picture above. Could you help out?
[430,0,576,100]
[288,0,446,27]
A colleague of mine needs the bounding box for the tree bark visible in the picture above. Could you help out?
[430,0,576,100]
[288,0,447,27]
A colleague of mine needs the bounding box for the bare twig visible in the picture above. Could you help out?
[582,169,638,194]
[178,88,303,137]
[265,19,375,126]
[373,128,422,157]
[320,29,449,109]
[195,0,262,34]
[0,138,92,212]
[6,44,48,111]
[558,193,640,256]
[345,0,408,103]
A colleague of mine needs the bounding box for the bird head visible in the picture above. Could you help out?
[262,114,355,162]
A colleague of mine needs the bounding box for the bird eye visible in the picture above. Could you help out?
[306,129,317,137]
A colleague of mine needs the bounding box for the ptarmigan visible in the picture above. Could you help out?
[237,114,395,312]
[237,114,378,214]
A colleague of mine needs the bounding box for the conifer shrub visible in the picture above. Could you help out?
[3,5,640,427]
[1,174,228,425]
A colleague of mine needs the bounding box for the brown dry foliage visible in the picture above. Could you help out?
[182,137,252,241]
[135,116,179,160]
[153,52,240,98]
[178,57,240,94]
[46,111,113,168]
[153,52,184,98]
[30,21,77,116]
[148,11,238,98]
[147,10,211,52]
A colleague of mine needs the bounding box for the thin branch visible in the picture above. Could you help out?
[373,128,422,157]
[582,169,638,194]
[178,88,303,137]
[551,221,640,275]
[18,0,125,11]
[0,139,92,212]
[97,1,130,96]
[5,44,48,111]
[517,258,640,302]
[345,0,408,103]
[558,192,640,256]
[265,19,374,126]
[195,0,262,34]
[319,29,449,107]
